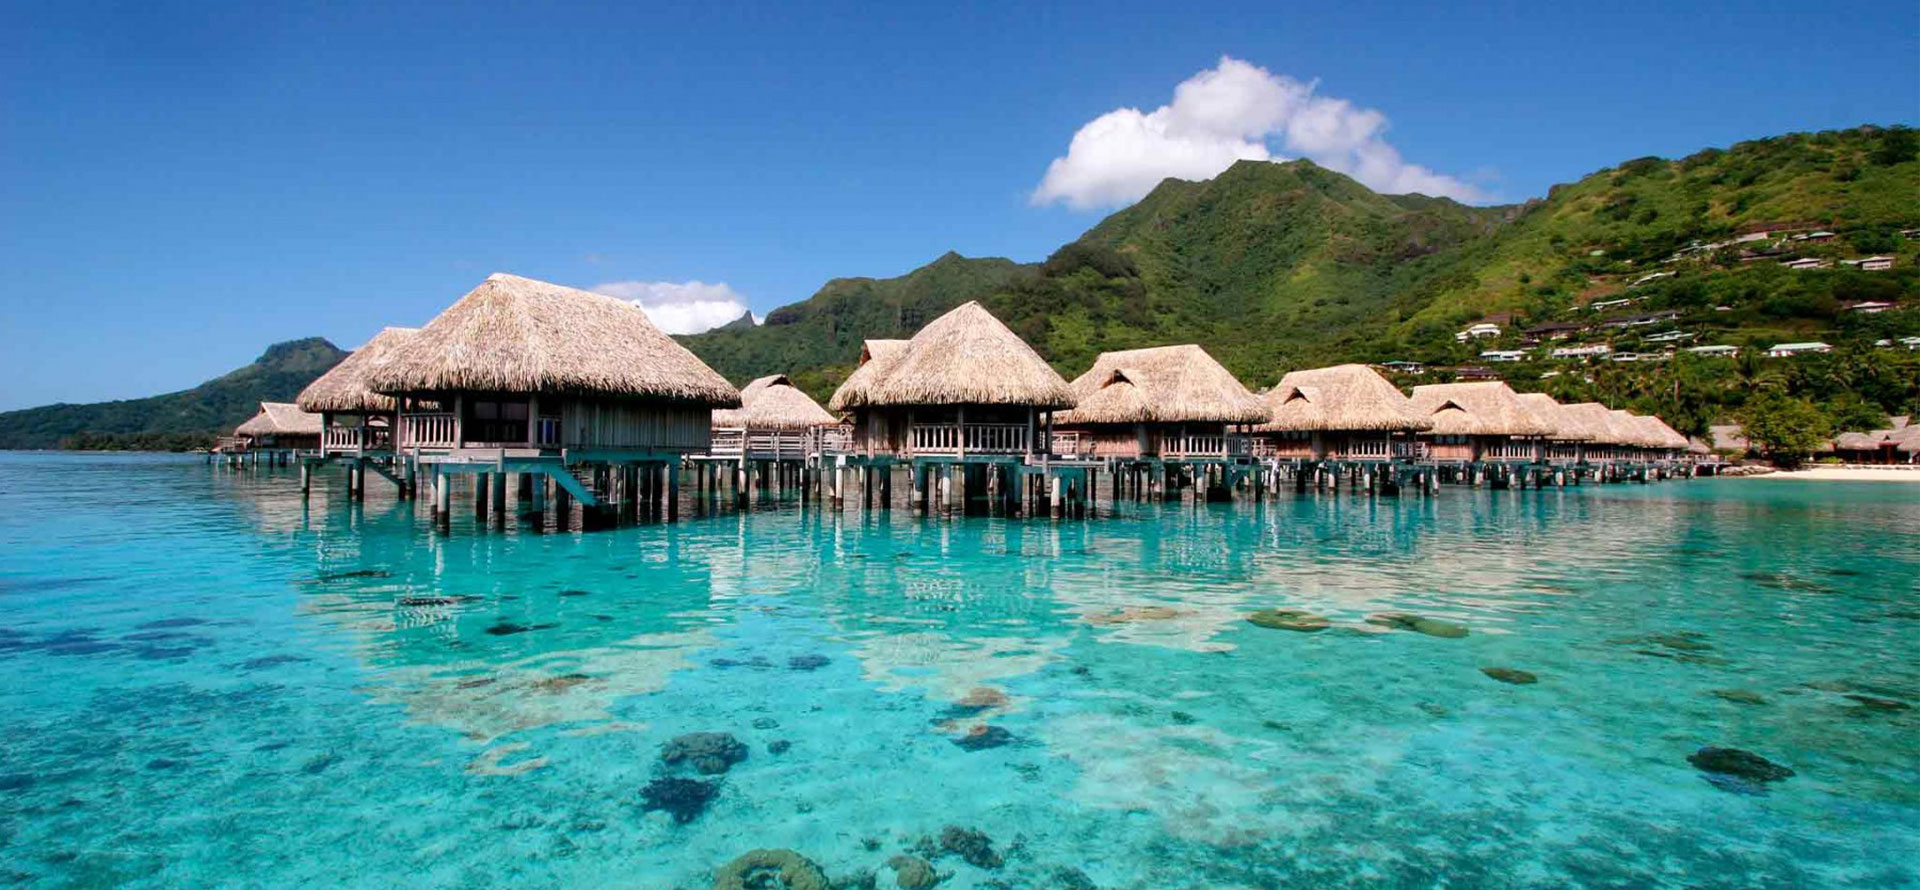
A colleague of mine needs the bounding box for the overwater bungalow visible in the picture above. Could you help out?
[294,326,418,499]
[1055,344,1267,460]
[220,402,322,465]
[701,373,843,501]
[1253,364,1431,462]
[1408,381,1554,485]
[1248,364,1434,492]
[1514,392,1594,473]
[365,273,740,529]
[1560,403,1636,469]
[826,301,1080,513]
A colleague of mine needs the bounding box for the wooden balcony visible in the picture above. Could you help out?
[322,426,393,455]
[908,423,1032,457]
[1159,434,1251,459]
[401,413,459,450]
[709,426,849,460]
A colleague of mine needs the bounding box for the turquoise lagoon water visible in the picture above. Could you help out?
[1,451,1917,889]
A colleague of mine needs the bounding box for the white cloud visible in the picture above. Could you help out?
[589,280,756,335]
[1032,56,1485,209]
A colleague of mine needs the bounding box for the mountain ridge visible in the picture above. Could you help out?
[0,338,348,450]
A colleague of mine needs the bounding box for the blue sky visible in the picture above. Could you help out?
[2,0,1915,409]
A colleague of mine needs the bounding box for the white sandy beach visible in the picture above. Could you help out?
[1738,467,1920,483]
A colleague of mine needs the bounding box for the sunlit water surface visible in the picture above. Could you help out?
[1,452,1917,889]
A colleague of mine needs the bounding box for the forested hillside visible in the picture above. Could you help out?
[681,126,1920,435]
[0,338,347,450]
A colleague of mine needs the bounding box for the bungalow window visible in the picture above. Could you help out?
[465,399,530,443]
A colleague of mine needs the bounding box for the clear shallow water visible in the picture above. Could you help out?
[1,453,1917,890]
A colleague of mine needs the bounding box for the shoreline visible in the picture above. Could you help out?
[1734,466,1920,482]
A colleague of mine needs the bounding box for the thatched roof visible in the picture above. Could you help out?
[1560,403,1633,445]
[1514,392,1593,441]
[236,402,321,437]
[366,273,739,407]
[828,340,911,412]
[1833,431,1882,450]
[1641,415,1691,449]
[1686,436,1714,455]
[826,302,1074,410]
[1609,411,1666,448]
[296,327,419,414]
[711,374,838,430]
[1408,382,1555,436]
[1055,345,1267,425]
[1252,364,1431,432]
[1894,424,1920,453]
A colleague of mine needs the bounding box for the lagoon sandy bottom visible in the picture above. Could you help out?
[1,452,1917,889]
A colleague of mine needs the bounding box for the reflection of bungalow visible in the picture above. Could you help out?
[1765,341,1831,357]
[1454,322,1502,341]
[1685,344,1739,357]
[1842,256,1894,271]
[1252,364,1431,463]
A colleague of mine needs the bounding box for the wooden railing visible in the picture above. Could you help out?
[1485,440,1540,461]
[322,426,393,454]
[711,426,851,460]
[1329,438,1393,460]
[1161,434,1249,458]
[909,423,1031,456]
[1393,441,1428,460]
[402,413,458,449]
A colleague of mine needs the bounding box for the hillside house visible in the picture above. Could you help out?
[1765,342,1832,357]
[1551,344,1613,360]
[1455,323,1502,342]
[1843,256,1894,271]
[1480,350,1528,363]
[1782,258,1831,271]
[1686,345,1739,357]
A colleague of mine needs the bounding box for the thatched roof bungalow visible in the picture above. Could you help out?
[826,302,1073,459]
[1251,364,1430,461]
[1053,344,1267,459]
[234,402,322,451]
[1409,381,1554,463]
[297,326,418,455]
[709,374,840,460]
[713,374,837,431]
[367,273,738,456]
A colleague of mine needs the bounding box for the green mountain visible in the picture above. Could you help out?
[682,125,1919,432]
[680,251,1037,397]
[0,338,349,450]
